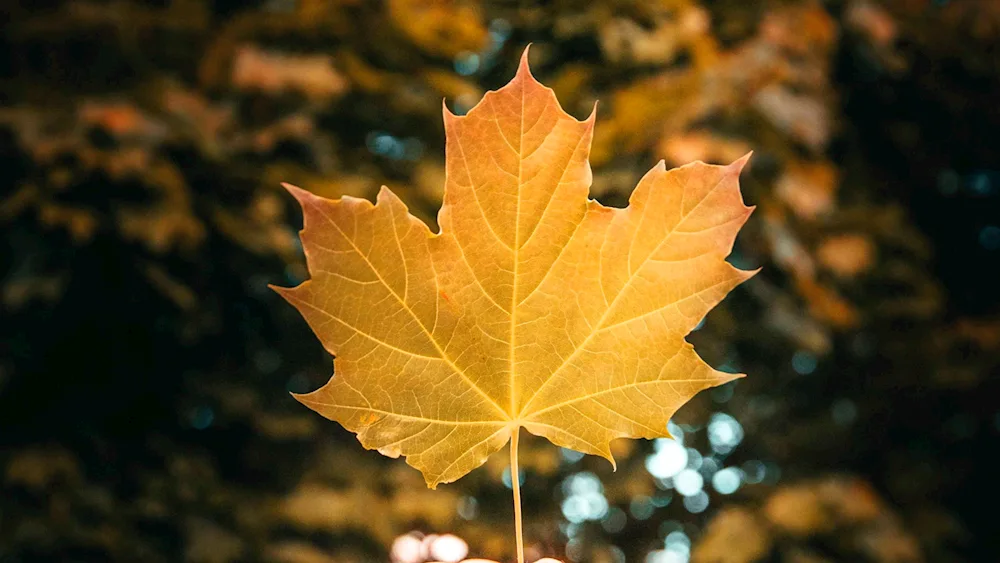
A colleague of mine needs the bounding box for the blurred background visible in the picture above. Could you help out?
[1,1,999,562]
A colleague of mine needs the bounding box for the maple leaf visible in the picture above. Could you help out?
[274,50,755,490]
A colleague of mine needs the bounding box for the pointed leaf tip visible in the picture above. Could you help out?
[376,185,394,201]
[732,151,753,172]
[441,97,455,119]
[281,182,315,205]
[587,100,599,121]
[517,44,533,77]
[268,283,293,298]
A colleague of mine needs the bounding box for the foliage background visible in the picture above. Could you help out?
[1,1,998,562]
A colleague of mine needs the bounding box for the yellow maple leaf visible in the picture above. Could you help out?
[274,48,756,560]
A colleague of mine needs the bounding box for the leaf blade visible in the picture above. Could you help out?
[276,49,756,487]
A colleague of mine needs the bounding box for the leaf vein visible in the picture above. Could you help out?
[519,169,735,415]
[306,202,509,419]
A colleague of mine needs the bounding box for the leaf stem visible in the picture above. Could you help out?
[510,427,524,563]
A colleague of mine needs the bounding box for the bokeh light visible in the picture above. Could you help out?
[711,467,743,494]
[646,438,688,479]
[674,469,704,497]
[791,350,818,375]
[707,413,744,454]
[561,472,609,523]
[980,225,1000,250]
[391,534,425,563]
[682,491,710,514]
[427,534,469,562]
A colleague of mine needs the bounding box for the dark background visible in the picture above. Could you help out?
[1,1,998,562]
